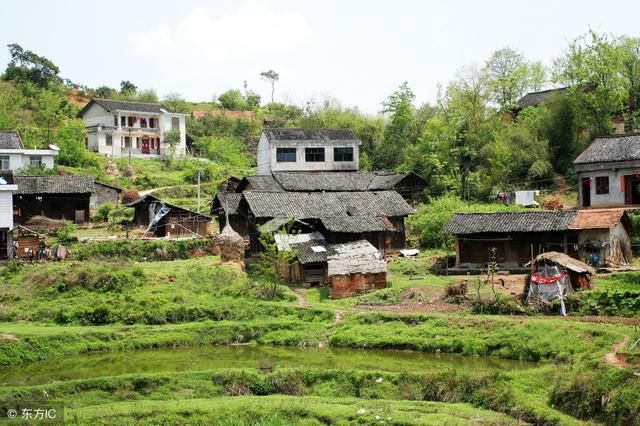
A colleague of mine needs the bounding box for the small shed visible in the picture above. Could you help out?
[127,194,212,238]
[276,232,332,286]
[10,225,45,260]
[90,182,122,209]
[327,240,387,298]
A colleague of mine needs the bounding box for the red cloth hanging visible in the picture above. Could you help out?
[531,271,565,285]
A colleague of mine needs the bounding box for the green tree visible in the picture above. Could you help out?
[120,80,137,94]
[554,30,628,138]
[162,128,181,165]
[260,69,279,103]
[3,43,62,88]
[94,86,115,98]
[35,90,65,144]
[163,92,190,113]
[218,89,247,110]
[136,89,158,103]
[0,81,26,129]
[373,82,417,170]
[55,120,92,167]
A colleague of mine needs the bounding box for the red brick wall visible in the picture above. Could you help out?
[330,272,387,298]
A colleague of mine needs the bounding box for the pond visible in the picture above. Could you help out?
[0,345,537,386]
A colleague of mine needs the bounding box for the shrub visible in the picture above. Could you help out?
[56,221,77,245]
[93,203,114,223]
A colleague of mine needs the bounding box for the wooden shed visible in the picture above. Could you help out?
[127,194,212,238]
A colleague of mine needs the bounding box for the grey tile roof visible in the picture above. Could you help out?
[263,128,358,142]
[272,171,419,192]
[292,239,335,264]
[327,240,386,275]
[319,216,394,233]
[0,131,24,149]
[240,175,284,191]
[516,87,568,109]
[78,98,173,117]
[212,192,242,215]
[243,191,414,220]
[15,175,95,195]
[442,211,578,235]
[573,134,640,165]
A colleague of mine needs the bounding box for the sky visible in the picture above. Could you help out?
[2,0,640,114]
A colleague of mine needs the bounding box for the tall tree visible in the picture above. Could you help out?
[373,82,417,170]
[260,69,279,103]
[120,80,137,94]
[35,90,65,144]
[3,43,62,88]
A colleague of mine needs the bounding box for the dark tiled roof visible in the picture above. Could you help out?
[263,128,358,142]
[320,216,394,233]
[442,211,577,235]
[240,175,284,192]
[292,239,336,264]
[0,131,24,149]
[272,171,420,192]
[573,134,640,165]
[243,191,413,220]
[212,192,242,215]
[15,175,95,195]
[516,87,569,109]
[78,98,173,117]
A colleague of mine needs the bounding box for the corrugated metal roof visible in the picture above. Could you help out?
[243,191,414,220]
[442,211,577,235]
[0,131,24,150]
[327,240,386,275]
[573,134,640,165]
[15,175,95,195]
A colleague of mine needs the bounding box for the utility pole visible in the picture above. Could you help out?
[197,169,201,214]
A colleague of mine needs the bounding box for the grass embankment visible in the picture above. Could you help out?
[0,256,638,425]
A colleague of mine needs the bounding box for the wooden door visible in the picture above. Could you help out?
[142,137,150,154]
[581,178,591,207]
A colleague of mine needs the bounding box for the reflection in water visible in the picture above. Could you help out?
[0,345,537,386]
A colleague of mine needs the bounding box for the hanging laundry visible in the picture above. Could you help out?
[515,191,539,207]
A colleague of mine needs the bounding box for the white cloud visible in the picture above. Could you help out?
[129,2,311,62]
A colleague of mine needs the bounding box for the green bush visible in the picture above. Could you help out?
[55,221,77,245]
[74,239,215,262]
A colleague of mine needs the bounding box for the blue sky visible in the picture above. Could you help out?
[2,0,640,113]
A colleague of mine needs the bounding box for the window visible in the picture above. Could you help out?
[334,147,354,162]
[136,137,141,149]
[276,148,296,162]
[124,137,131,148]
[113,115,118,126]
[0,155,9,170]
[120,116,126,127]
[140,118,147,128]
[171,117,180,129]
[149,118,156,128]
[29,156,42,167]
[596,176,609,194]
[305,147,325,162]
[106,134,113,146]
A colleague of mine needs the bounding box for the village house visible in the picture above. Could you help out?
[90,182,122,209]
[0,130,59,171]
[443,209,632,270]
[257,128,361,175]
[127,194,211,238]
[78,99,187,158]
[574,134,640,208]
[274,233,387,298]
[0,172,18,259]
[13,175,94,225]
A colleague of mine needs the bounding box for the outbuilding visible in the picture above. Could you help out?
[127,194,212,238]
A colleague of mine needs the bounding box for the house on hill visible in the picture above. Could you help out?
[78,98,187,158]
[443,209,632,270]
[13,175,94,225]
[0,131,59,171]
[127,194,211,238]
[257,128,361,175]
[0,172,18,259]
[574,134,640,208]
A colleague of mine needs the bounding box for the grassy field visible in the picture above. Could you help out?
[0,255,638,425]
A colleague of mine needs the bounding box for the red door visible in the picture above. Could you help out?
[141,137,150,154]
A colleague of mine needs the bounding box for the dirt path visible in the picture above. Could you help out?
[605,335,631,368]
[293,290,306,307]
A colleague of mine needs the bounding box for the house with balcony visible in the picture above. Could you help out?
[78,99,187,158]
[0,131,59,171]
[0,171,18,259]
[257,128,360,175]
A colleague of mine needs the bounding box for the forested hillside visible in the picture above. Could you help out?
[3,30,640,202]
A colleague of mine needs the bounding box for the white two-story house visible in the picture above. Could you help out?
[78,98,187,158]
[257,128,361,175]
[0,172,18,259]
[0,131,59,171]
